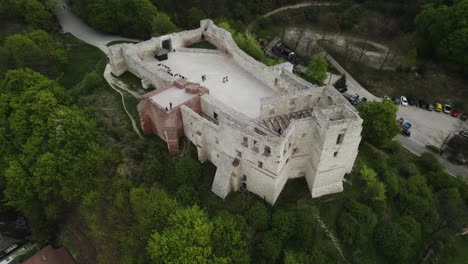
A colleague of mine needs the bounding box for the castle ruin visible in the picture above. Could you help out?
[107,19,363,204]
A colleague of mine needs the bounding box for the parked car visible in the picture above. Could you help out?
[407,97,418,106]
[360,97,368,104]
[451,109,461,118]
[392,96,401,105]
[400,96,408,106]
[461,113,468,121]
[426,103,434,111]
[443,104,452,114]
[435,103,443,112]
[383,95,390,101]
[419,100,428,109]
[397,117,404,126]
[402,122,412,136]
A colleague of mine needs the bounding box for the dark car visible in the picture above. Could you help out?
[397,117,404,126]
[408,97,418,106]
[426,103,434,111]
[418,100,428,109]
[461,113,468,121]
[392,96,401,105]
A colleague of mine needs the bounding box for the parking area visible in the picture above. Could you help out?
[396,105,467,148]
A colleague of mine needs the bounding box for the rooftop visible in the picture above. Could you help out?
[147,50,276,117]
[150,86,196,109]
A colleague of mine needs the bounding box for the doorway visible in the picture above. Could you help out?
[162,39,172,51]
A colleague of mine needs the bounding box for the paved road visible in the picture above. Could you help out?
[324,52,380,101]
[56,1,138,53]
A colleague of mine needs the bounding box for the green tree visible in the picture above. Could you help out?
[357,100,400,147]
[259,230,283,261]
[271,209,297,239]
[175,184,199,206]
[337,200,378,247]
[7,0,53,29]
[4,30,67,76]
[437,28,468,73]
[152,12,178,37]
[359,165,386,204]
[211,212,250,263]
[186,7,206,28]
[305,55,328,86]
[284,249,309,264]
[373,221,415,262]
[171,156,201,189]
[147,206,225,263]
[245,201,270,231]
[0,69,104,239]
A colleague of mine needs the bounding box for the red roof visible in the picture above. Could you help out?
[22,245,77,264]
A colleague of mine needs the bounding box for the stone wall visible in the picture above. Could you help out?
[259,87,333,118]
[137,80,205,155]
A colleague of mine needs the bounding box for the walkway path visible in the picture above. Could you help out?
[246,1,337,33]
[104,65,143,138]
[56,1,143,138]
[56,1,138,54]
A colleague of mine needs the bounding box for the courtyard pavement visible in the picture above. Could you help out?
[151,51,276,118]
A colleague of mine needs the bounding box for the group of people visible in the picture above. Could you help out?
[157,63,186,80]
[222,76,229,83]
[165,102,173,112]
[201,74,207,82]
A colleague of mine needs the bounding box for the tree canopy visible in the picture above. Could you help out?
[305,55,328,86]
[357,100,400,147]
[0,69,105,239]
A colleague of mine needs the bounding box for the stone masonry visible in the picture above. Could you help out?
[108,19,363,204]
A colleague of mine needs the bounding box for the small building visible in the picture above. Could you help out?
[154,48,169,61]
[22,245,76,264]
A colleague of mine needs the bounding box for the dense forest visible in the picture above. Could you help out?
[0,0,467,263]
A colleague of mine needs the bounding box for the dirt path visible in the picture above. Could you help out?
[104,65,143,138]
[246,1,338,33]
[56,0,142,138]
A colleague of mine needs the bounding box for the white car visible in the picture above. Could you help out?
[400,96,408,106]
[443,104,452,114]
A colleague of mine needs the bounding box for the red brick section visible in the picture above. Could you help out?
[22,245,77,264]
[137,79,208,155]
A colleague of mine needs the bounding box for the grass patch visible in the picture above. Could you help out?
[58,33,106,89]
[116,71,145,92]
[186,41,217,50]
